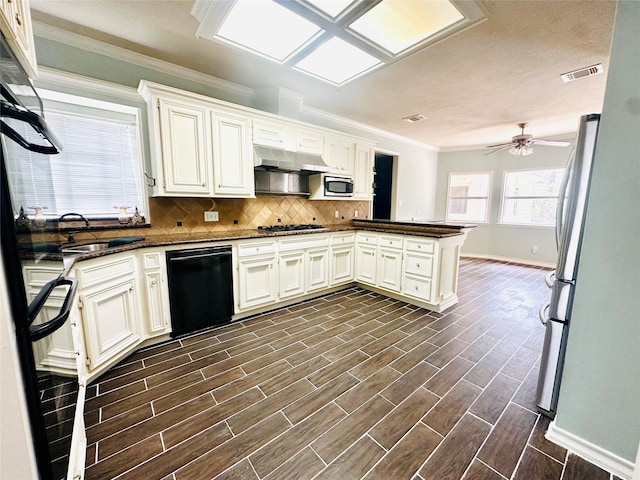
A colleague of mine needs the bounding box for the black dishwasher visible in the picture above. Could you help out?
[166,246,233,337]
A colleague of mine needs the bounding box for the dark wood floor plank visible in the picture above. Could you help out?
[360,330,407,356]
[513,446,563,480]
[370,387,440,450]
[529,415,567,462]
[391,340,440,373]
[86,403,153,444]
[323,333,376,362]
[174,413,291,480]
[500,345,540,381]
[424,356,475,396]
[395,325,438,351]
[369,317,410,339]
[259,355,331,396]
[85,434,163,480]
[228,379,315,434]
[262,447,325,480]
[461,460,506,480]
[380,361,438,405]
[214,459,259,480]
[563,453,611,480]
[313,435,385,480]
[249,403,345,477]
[85,380,146,414]
[307,350,370,386]
[212,361,289,403]
[268,325,324,350]
[117,422,232,480]
[312,395,394,463]
[186,332,255,360]
[283,373,359,424]
[97,354,192,393]
[199,345,273,380]
[286,337,345,366]
[349,346,404,380]
[364,423,442,480]
[464,350,510,388]
[423,380,482,436]
[240,341,307,374]
[511,364,541,413]
[335,366,401,413]
[469,373,521,425]
[426,338,470,368]
[428,324,466,346]
[477,403,538,478]
[459,334,500,363]
[419,413,491,480]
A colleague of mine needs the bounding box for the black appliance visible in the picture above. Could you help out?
[1,33,79,480]
[257,223,326,232]
[166,246,234,337]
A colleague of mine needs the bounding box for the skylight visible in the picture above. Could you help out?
[193,0,486,87]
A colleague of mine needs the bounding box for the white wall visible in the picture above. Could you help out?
[553,0,640,471]
[435,144,576,266]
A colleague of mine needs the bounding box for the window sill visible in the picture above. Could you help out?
[16,220,151,234]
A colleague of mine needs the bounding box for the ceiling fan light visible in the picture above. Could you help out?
[509,144,533,156]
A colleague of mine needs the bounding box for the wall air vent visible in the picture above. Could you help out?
[402,114,426,123]
[560,63,604,83]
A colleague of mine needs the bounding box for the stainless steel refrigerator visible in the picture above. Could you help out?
[536,113,601,418]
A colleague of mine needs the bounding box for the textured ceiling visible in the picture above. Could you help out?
[29,0,617,149]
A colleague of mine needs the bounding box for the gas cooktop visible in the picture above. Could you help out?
[257,224,326,232]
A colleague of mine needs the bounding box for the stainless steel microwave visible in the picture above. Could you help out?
[309,173,354,199]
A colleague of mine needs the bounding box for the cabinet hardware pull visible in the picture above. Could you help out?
[143,171,156,187]
[416,264,420,268]
[129,286,134,292]
[151,279,157,285]
[15,13,22,26]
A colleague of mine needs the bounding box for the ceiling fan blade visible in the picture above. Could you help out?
[484,144,514,155]
[532,139,570,147]
[485,142,514,148]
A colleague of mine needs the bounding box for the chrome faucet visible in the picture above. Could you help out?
[58,212,90,228]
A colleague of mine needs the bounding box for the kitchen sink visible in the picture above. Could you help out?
[62,242,110,254]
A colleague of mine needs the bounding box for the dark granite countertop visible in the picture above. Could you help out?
[21,220,473,272]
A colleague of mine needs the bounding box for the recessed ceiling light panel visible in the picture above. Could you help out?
[304,0,356,19]
[216,0,322,62]
[349,0,464,55]
[294,37,382,85]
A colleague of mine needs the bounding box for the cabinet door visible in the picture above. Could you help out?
[306,247,330,293]
[356,244,377,285]
[353,143,374,200]
[158,98,211,195]
[252,119,294,150]
[330,245,354,286]
[145,271,170,335]
[238,255,277,310]
[325,136,355,175]
[0,0,37,77]
[297,128,324,155]
[212,112,254,197]
[80,278,142,371]
[377,248,403,292]
[278,251,305,299]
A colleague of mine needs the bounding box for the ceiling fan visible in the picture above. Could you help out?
[485,122,570,156]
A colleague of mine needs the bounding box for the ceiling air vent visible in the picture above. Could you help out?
[560,63,604,83]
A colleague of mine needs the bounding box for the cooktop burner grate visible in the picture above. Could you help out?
[257,224,326,232]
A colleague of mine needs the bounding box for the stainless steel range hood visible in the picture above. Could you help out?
[253,145,330,173]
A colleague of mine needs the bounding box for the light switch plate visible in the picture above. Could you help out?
[204,211,219,222]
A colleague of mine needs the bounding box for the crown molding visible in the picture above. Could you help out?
[32,21,254,99]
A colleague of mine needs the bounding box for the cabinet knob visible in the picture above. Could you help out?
[71,321,77,327]
[415,286,419,291]
[129,286,134,292]
[15,12,22,26]
[75,351,80,356]
[151,279,157,285]
[418,245,422,249]
[416,264,420,268]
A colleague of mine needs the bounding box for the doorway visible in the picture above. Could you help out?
[373,153,394,220]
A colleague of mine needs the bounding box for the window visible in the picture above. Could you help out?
[5,90,147,223]
[446,172,491,223]
[500,168,564,226]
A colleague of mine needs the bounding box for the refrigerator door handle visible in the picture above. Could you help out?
[544,271,555,288]
[539,303,550,325]
[556,147,575,250]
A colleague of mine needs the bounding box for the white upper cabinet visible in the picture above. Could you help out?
[324,135,355,176]
[353,142,375,200]
[0,0,37,78]
[252,118,296,150]
[212,111,254,197]
[296,128,324,155]
[157,97,212,196]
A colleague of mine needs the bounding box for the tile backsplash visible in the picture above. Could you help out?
[147,196,370,234]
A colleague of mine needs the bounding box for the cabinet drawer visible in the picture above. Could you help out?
[356,232,378,245]
[378,235,403,249]
[77,256,136,288]
[279,234,329,252]
[405,238,435,254]
[403,275,433,302]
[23,266,63,287]
[404,253,434,278]
[238,240,277,257]
[142,252,163,269]
[331,232,355,245]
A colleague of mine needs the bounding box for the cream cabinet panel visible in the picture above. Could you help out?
[353,143,374,200]
[237,254,278,311]
[330,245,354,286]
[306,247,330,293]
[403,275,434,303]
[252,119,295,150]
[0,0,37,77]
[404,252,434,278]
[297,128,324,155]
[212,112,255,197]
[356,244,377,285]
[437,241,460,306]
[324,136,355,176]
[144,271,170,335]
[377,248,403,292]
[158,98,212,195]
[80,278,142,371]
[278,250,305,299]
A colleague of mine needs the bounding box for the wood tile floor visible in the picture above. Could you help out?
[84,258,619,480]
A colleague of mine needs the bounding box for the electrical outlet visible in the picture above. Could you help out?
[334,210,339,218]
[204,211,219,222]
[354,210,358,217]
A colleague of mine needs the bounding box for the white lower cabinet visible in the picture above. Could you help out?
[278,250,305,299]
[75,255,143,372]
[306,247,330,292]
[237,240,278,311]
[355,232,378,285]
[141,252,171,336]
[377,247,403,292]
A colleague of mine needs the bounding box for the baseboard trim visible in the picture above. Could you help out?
[546,420,635,480]
[461,253,555,269]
